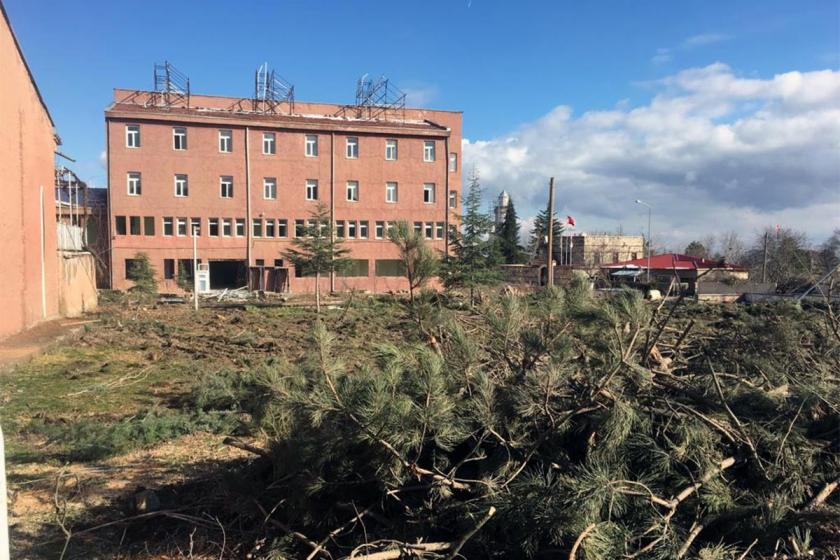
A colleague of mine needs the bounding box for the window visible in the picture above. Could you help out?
[115,216,127,235]
[414,222,422,234]
[265,219,275,237]
[191,217,201,236]
[449,152,458,172]
[144,216,155,236]
[346,137,359,159]
[385,139,397,160]
[177,217,187,237]
[375,221,384,239]
[264,177,277,200]
[222,219,232,237]
[219,129,232,153]
[375,259,407,277]
[359,221,369,239]
[126,125,140,148]
[209,218,219,236]
[305,134,318,157]
[129,216,141,235]
[306,179,318,201]
[336,220,345,238]
[174,174,188,197]
[235,218,245,237]
[278,219,288,237]
[385,182,398,203]
[337,259,369,277]
[295,219,305,237]
[263,132,276,155]
[347,220,356,239]
[274,259,284,268]
[423,140,436,162]
[125,259,140,280]
[163,217,173,236]
[164,259,175,280]
[436,222,444,239]
[253,218,263,237]
[449,191,457,209]
[424,222,433,240]
[178,260,195,282]
[256,259,265,267]
[173,127,187,150]
[220,176,233,198]
[127,172,141,196]
[346,181,359,202]
[423,183,436,204]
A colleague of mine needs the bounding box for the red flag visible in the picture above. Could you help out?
[566,215,576,227]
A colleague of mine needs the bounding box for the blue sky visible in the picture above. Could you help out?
[6,0,839,246]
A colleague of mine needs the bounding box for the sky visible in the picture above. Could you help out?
[6,0,840,250]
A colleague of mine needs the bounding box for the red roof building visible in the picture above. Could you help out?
[601,253,747,272]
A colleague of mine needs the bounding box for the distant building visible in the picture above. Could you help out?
[602,253,749,295]
[558,233,645,268]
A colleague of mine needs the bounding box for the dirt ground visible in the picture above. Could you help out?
[1,294,411,559]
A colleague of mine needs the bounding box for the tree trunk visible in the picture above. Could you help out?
[315,271,321,314]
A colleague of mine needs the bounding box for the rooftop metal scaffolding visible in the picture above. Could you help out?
[335,74,406,121]
[148,61,190,108]
[252,63,295,115]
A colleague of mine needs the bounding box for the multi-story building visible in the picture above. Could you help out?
[106,70,461,294]
[558,233,645,268]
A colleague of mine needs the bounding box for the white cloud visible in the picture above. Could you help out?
[652,32,731,65]
[403,84,440,107]
[462,63,840,249]
[99,150,107,168]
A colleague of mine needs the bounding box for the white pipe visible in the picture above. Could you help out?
[0,426,9,560]
[193,227,199,310]
[40,185,47,318]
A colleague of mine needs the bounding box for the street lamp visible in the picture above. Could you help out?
[635,199,652,283]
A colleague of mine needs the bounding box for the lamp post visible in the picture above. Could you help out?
[635,199,652,283]
[192,226,199,311]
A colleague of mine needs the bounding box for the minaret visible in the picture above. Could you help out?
[494,190,510,230]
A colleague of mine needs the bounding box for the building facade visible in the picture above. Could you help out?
[106,88,461,294]
[558,233,645,268]
[0,2,60,339]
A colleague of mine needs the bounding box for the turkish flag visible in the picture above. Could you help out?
[566,216,576,227]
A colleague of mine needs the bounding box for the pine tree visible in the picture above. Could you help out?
[684,240,709,258]
[529,208,564,263]
[387,220,439,305]
[498,197,525,264]
[126,252,157,295]
[281,203,351,314]
[441,170,501,305]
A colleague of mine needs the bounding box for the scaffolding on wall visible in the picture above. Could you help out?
[252,63,295,115]
[334,74,406,121]
[55,166,88,250]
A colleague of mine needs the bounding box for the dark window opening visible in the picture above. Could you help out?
[115,216,127,235]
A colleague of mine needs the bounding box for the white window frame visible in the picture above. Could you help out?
[305,134,318,157]
[173,127,187,150]
[346,137,359,159]
[449,191,457,209]
[218,129,232,153]
[235,218,245,237]
[423,183,436,204]
[263,132,276,155]
[375,221,384,239]
[127,172,141,196]
[306,179,318,201]
[222,218,232,237]
[347,220,356,239]
[125,125,140,148]
[190,217,201,236]
[253,218,263,238]
[449,152,457,172]
[336,220,345,238]
[176,217,188,237]
[346,180,359,202]
[359,220,368,239]
[265,218,275,237]
[385,182,398,203]
[163,217,173,236]
[264,177,277,200]
[209,218,219,237]
[174,174,188,197]
[278,219,288,238]
[423,140,435,162]
[436,222,444,239]
[220,176,233,198]
[385,139,397,161]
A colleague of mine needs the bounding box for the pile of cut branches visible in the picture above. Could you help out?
[234,286,839,559]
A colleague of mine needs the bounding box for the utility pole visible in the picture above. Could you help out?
[636,199,652,283]
[761,231,769,283]
[193,227,199,311]
[546,177,555,288]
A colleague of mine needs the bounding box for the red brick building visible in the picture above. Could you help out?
[106,72,461,294]
[0,1,60,339]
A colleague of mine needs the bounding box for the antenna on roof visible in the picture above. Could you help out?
[147,61,190,109]
[253,63,295,115]
[334,74,406,121]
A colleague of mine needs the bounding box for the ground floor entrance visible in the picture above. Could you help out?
[209,260,247,289]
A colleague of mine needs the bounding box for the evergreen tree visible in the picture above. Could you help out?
[684,240,709,258]
[126,252,157,295]
[281,203,351,314]
[529,208,564,263]
[442,170,501,305]
[498,197,525,264]
[387,220,439,305]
